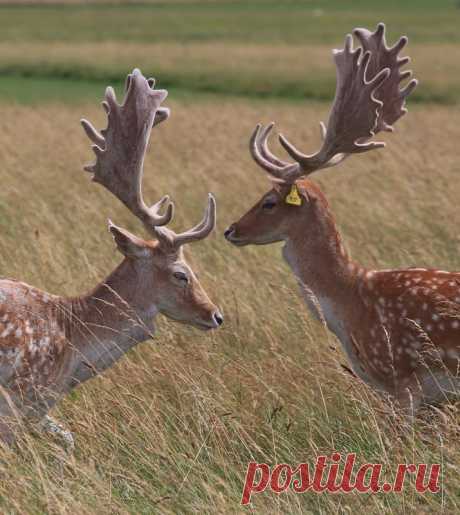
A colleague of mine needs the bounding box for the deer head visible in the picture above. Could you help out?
[224,24,417,249]
[82,69,223,330]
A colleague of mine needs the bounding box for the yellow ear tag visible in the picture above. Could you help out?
[285,184,302,206]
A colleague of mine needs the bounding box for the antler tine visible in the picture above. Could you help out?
[148,194,175,226]
[81,118,105,147]
[249,123,301,181]
[174,193,216,246]
[354,22,418,132]
[153,107,170,127]
[81,68,173,233]
[156,194,217,249]
[258,123,291,168]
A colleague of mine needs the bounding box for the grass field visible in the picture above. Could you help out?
[0,1,459,514]
[0,1,459,104]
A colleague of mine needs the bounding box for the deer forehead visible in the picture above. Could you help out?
[151,242,183,263]
[151,250,196,279]
[161,247,187,267]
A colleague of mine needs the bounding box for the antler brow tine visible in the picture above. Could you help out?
[249,123,301,181]
[155,193,217,250]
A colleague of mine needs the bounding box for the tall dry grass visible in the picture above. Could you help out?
[0,98,458,513]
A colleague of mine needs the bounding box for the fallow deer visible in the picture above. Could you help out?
[225,24,459,417]
[0,69,223,447]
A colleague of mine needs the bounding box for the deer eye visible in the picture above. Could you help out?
[173,271,189,283]
[262,200,277,210]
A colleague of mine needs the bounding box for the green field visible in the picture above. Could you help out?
[0,1,459,514]
[0,1,458,45]
[0,1,459,104]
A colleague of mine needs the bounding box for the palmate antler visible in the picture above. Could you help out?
[250,23,418,183]
[81,68,215,249]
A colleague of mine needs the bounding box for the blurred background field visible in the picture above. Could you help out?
[0,0,460,104]
[0,1,459,514]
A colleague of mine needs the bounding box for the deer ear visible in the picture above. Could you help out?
[108,220,151,259]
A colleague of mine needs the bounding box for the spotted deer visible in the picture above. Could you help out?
[0,69,223,447]
[225,24,459,417]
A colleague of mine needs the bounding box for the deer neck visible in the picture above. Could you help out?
[64,258,158,386]
[282,206,365,339]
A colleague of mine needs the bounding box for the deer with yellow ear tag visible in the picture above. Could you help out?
[224,25,460,419]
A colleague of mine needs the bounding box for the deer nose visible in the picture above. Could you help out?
[213,311,224,327]
[224,225,235,240]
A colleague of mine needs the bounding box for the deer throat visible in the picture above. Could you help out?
[283,241,359,346]
[282,242,388,389]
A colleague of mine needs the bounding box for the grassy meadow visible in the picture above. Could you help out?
[0,1,459,514]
